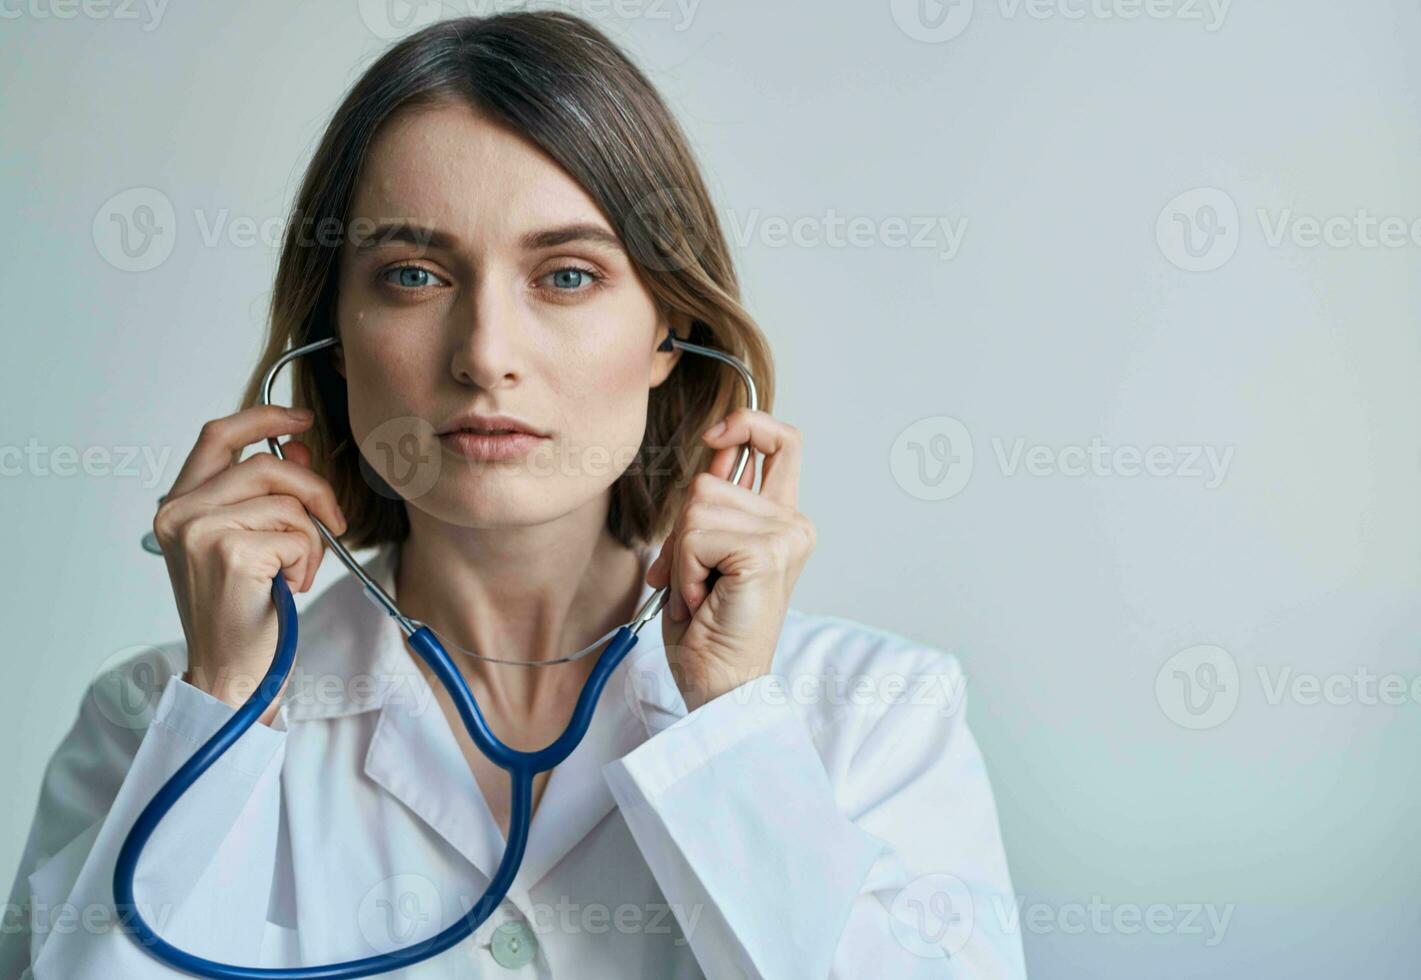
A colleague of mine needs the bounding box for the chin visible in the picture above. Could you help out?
[409,479,560,531]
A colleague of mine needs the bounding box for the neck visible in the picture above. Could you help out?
[392,499,649,716]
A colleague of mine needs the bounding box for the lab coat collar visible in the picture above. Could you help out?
[283,540,687,901]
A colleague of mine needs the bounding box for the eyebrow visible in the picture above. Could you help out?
[352,222,455,252]
[519,223,624,253]
[350,221,624,254]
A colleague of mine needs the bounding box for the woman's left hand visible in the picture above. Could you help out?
[644,408,816,711]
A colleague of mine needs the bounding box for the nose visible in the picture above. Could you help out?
[448,281,524,390]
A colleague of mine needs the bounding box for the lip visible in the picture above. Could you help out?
[438,430,548,462]
[436,412,549,438]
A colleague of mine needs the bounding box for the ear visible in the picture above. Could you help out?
[649,314,685,389]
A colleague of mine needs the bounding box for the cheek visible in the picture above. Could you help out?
[341,309,426,410]
[537,346,652,487]
[342,350,448,502]
[565,338,652,439]
[340,334,435,468]
[345,350,403,429]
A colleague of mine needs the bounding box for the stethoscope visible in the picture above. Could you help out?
[114,327,757,978]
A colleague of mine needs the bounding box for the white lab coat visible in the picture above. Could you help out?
[1,542,1026,979]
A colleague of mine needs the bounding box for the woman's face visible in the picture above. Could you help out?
[334,101,681,529]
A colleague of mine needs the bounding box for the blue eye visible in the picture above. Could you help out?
[540,265,603,294]
[381,265,445,290]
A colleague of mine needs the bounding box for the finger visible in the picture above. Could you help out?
[646,500,768,585]
[646,474,778,586]
[233,529,318,593]
[702,409,801,508]
[673,527,746,617]
[167,406,314,501]
[217,495,326,592]
[687,471,780,518]
[650,474,775,610]
[676,509,772,614]
[183,454,347,534]
[282,438,313,469]
[706,441,757,491]
[646,538,669,588]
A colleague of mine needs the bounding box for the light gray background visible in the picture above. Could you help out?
[2,1,1418,977]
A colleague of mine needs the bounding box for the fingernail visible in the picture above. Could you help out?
[705,419,727,439]
[289,408,314,420]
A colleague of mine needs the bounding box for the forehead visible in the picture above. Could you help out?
[350,100,609,241]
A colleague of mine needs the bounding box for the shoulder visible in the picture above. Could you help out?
[769,606,967,731]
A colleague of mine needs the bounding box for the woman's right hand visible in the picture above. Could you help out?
[151,405,348,725]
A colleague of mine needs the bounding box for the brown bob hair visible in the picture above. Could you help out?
[236,11,774,552]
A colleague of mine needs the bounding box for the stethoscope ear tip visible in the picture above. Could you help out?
[661,319,711,352]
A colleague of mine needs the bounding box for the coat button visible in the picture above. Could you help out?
[489,921,538,969]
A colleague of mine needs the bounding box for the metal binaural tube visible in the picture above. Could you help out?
[632,331,759,631]
[259,335,418,636]
[255,330,760,648]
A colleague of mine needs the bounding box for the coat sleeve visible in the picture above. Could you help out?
[0,646,290,979]
[601,643,1026,980]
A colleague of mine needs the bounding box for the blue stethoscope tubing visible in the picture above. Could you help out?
[113,574,642,979]
[113,327,757,978]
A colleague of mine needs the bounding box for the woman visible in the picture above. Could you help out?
[3,12,1024,979]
